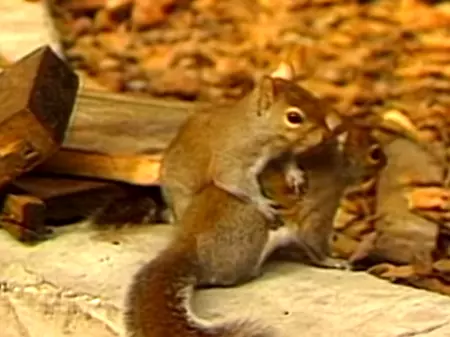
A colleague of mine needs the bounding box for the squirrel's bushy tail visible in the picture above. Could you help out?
[124,243,273,337]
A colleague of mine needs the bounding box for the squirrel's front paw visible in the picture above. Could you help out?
[255,196,280,221]
[285,165,307,195]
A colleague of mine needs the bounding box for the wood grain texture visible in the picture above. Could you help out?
[0,46,78,188]
[38,149,162,184]
[64,90,196,155]
[38,90,202,184]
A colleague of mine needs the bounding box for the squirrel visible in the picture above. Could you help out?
[259,136,352,269]
[257,110,412,268]
[159,62,341,223]
[124,65,348,337]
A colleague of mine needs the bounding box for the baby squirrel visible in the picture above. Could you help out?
[262,111,408,268]
[260,136,352,269]
[160,62,340,222]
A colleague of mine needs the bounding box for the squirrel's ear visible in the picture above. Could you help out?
[255,76,275,115]
[270,62,295,80]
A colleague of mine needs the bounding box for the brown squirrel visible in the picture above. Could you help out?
[160,62,340,223]
[124,65,347,337]
[259,137,352,268]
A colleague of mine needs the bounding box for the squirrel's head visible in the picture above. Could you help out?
[250,62,342,154]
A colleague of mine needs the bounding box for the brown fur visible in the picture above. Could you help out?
[125,185,274,337]
[160,76,336,222]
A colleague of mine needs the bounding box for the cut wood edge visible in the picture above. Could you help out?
[36,148,162,185]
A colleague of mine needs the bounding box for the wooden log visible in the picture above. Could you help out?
[37,90,200,184]
[37,149,161,185]
[65,90,197,154]
[1,194,46,242]
[0,45,79,188]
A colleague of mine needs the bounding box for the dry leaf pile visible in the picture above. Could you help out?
[47,0,450,107]
[45,0,450,295]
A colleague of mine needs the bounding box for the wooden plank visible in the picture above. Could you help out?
[37,149,161,184]
[64,90,196,154]
[38,90,200,184]
[1,194,46,242]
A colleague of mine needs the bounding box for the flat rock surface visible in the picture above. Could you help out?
[1,222,450,337]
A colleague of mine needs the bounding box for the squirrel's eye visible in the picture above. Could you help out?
[367,144,384,165]
[284,107,305,128]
